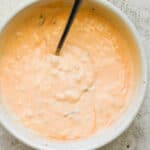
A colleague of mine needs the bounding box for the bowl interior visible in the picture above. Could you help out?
[0,0,147,150]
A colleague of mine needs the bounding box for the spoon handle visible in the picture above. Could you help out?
[56,0,82,55]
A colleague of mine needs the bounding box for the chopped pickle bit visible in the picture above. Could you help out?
[38,14,45,26]
[83,88,89,92]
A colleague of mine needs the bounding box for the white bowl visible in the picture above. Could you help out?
[0,0,147,150]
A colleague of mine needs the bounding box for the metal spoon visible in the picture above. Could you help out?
[56,0,82,55]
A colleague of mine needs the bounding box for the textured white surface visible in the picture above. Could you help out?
[0,0,150,150]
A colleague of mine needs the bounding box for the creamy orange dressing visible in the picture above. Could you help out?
[0,2,136,140]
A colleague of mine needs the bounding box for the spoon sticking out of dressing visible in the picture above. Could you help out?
[56,0,82,55]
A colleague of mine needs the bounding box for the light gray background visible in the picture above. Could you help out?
[0,0,150,150]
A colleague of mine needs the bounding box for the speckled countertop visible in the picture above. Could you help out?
[0,0,150,150]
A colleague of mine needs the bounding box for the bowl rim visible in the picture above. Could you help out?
[0,0,147,150]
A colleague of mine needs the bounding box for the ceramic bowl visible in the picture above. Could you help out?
[0,0,147,150]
